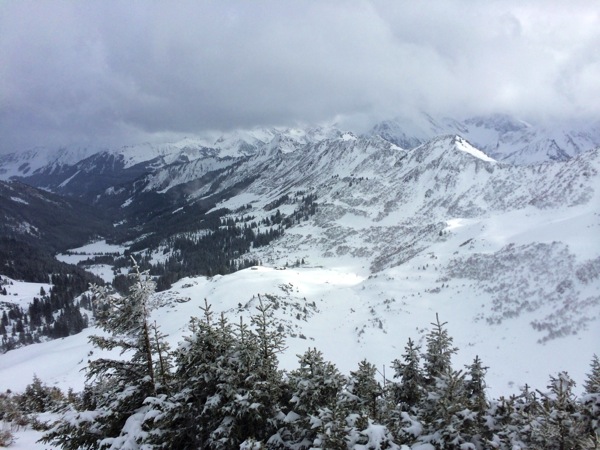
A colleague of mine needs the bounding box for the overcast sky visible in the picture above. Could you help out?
[1,0,599,152]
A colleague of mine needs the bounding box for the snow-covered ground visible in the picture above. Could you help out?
[56,240,126,283]
[0,254,597,399]
[0,422,59,450]
[55,240,125,263]
[0,278,52,309]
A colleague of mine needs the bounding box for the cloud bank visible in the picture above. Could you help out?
[1,0,599,151]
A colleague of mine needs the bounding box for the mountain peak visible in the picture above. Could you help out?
[452,135,496,162]
[413,135,496,164]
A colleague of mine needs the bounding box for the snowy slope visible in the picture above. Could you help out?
[1,114,598,191]
[0,146,101,181]
[370,113,600,165]
[0,257,597,400]
[1,136,598,403]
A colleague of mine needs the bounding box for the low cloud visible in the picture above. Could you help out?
[1,0,598,151]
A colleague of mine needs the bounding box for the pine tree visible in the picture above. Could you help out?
[146,300,231,449]
[210,298,286,448]
[514,385,542,449]
[150,321,172,390]
[423,369,470,449]
[423,313,457,384]
[580,355,600,448]
[347,359,382,421]
[237,296,286,444]
[464,355,490,444]
[390,337,423,411]
[535,372,582,450]
[334,360,398,450]
[19,374,59,414]
[146,298,286,450]
[275,348,346,449]
[42,260,167,450]
[414,315,471,448]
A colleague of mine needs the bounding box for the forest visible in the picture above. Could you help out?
[91,192,318,292]
[0,271,100,353]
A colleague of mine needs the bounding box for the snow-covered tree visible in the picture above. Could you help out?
[18,374,61,413]
[390,337,424,411]
[421,369,472,449]
[581,355,600,448]
[211,298,285,448]
[513,385,542,449]
[535,372,583,450]
[347,360,382,421]
[273,348,346,449]
[408,315,486,449]
[463,355,490,444]
[423,314,457,384]
[42,260,168,450]
[144,300,234,449]
[146,298,285,450]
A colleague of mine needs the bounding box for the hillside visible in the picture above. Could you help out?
[0,180,111,253]
[0,123,599,449]
[0,129,598,398]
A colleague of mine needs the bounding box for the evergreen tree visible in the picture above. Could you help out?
[390,338,423,411]
[42,260,167,450]
[311,404,349,450]
[275,348,346,449]
[464,355,490,444]
[146,298,285,450]
[319,360,397,450]
[239,296,286,444]
[423,313,457,384]
[512,385,542,449]
[19,374,63,414]
[413,315,473,448]
[422,369,471,449]
[535,372,583,450]
[581,355,600,448]
[146,300,229,449]
[347,360,382,421]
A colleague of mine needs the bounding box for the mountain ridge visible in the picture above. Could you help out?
[2,113,600,192]
[0,120,598,401]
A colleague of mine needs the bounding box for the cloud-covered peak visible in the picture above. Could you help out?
[1,1,599,153]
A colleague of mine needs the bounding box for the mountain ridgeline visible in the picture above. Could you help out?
[0,113,598,367]
[1,115,599,287]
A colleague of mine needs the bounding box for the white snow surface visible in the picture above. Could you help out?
[0,277,52,308]
[56,240,126,282]
[454,136,496,162]
[1,239,598,399]
[56,240,126,258]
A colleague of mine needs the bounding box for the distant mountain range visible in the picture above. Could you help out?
[0,113,599,396]
[2,113,600,188]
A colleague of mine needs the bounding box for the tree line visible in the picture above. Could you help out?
[28,267,600,450]
[107,193,318,292]
[0,273,97,353]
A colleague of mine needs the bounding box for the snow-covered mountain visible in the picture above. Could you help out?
[0,122,599,408]
[0,126,341,196]
[3,114,599,196]
[371,113,600,165]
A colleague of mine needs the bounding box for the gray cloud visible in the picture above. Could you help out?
[1,0,599,152]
